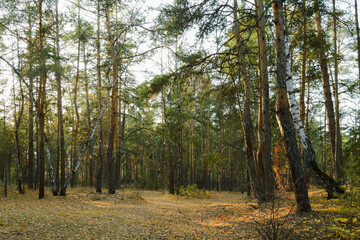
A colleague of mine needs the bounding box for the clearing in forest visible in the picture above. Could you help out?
[0,188,359,239]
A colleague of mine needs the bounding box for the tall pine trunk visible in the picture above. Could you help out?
[272,0,311,213]
[255,0,274,201]
[276,0,344,200]
[3,112,7,197]
[96,0,104,193]
[314,0,337,177]
[55,0,66,196]
[106,4,117,194]
[332,0,343,181]
[27,12,35,190]
[13,64,25,194]
[84,48,94,187]
[234,0,265,203]
[71,1,81,188]
[355,0,360,88]
[38,0,46,199]
[300,0,310,185]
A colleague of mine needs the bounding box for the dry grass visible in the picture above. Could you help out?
[0,187,358,239]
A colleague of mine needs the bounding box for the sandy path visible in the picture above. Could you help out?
[0,188,339,239]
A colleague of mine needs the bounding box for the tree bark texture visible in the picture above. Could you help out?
[14,72,25,194]
[234,0,265,203]
[106,4,117,194]
[272,0,311,213]
[276,0,344,199]
[38,0,46,199]
[71,1,81,188]
[255,0,274,201]
[300,0,310,185]
[314,0,337,177]
[55,0,66,196]
[96,0,104,193]
[355,0,360,89]
[27,14,35,190]
[332,0,343,181]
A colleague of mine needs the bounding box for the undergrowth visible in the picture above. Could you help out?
[253,198,301,240]
[328,156,360,239]
[178,184,208,199]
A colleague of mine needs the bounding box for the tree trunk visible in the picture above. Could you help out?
[355,0,360,89]
[84,48,94,187]
[274,0,344,200]
[27,13,35,190]
[234,0,265,203]
[255,0,274,201]
[106,4,117,194]
[13,72,25,194]
[55,0,66,196]
[314,0,337,177]
[71,1,81,188]
[332,0,343,181]
[272,0,311,213]
[96,0,103,193]
[38,0,46,199]
[176,74,182,191]
[3,112,7,197]
[13,33,25,195]
[300,0,310,185]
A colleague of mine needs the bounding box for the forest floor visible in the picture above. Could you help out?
[0,187,359,239]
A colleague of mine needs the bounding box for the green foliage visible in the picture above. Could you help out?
[327,156,360,239]
[136,74,172,103]
[179,50,205,66]
[202,149,227,170]
[150,74,172,94]
[178,184,208,198]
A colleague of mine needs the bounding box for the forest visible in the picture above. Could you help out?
[1,0,360,238]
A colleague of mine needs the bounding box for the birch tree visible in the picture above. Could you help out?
[272,0,311,212]
[274,0,344,199]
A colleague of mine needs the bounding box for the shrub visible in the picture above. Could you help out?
[178,184,208,199]
[328,155,360,239]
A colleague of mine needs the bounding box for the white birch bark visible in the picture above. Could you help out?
[284,35,308,149]
[283,33,344,198]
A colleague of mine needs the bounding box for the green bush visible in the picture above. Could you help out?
[178,184,208,199]
[328,155,360,239]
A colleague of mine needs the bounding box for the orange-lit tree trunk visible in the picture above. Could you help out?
[274,0,344,200]
[255,0,274,201]
[272,0,311,212]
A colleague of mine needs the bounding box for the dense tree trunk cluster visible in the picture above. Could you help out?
[1,0,359,214]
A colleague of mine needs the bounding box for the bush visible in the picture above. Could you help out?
[328,155,360,239]
[178,184,208,199]
[254,202,300,240]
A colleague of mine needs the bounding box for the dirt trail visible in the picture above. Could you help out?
[0,188,342,239]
